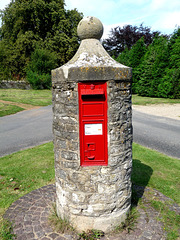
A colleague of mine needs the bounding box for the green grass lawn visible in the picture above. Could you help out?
[0,89,52,116]
[0,142,179,239]
[132,94,180,105]
[132,143,180,204]
[0,89,52,105]
[0,102,24,117]
[0,142,55,214]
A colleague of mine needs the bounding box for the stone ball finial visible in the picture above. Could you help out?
[77,16,104,40]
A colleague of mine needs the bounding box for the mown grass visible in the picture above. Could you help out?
[0,102,24,117]
[0,142,54,215]
[0,89,52,106]
[0,142,179,239]
[132,94,180,105]
[0,89,52,116]
[132,143,180,204]
[132,143,180,240]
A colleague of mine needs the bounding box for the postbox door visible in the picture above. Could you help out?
[78,82,108,166]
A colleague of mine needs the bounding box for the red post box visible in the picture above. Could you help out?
[78,82,108,166]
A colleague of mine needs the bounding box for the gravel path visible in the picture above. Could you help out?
[133,104,180,121]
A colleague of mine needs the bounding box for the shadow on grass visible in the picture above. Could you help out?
[131,159,153,205]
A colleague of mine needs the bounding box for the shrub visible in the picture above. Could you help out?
[26,71,51,90]
[26,48,57,89]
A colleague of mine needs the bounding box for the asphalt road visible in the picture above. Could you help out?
[0,105,53,157]
[0,106,180,159]
[133,110,180,159]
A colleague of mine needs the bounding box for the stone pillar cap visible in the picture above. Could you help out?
[77,16,103,40]
[52,17,132,82]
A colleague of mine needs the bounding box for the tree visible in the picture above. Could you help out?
[103,24,161,57]
[116,47,130,66]
[0,27,2,40]
[116,37,147,93]
[136,35,169,97]
[0,0,83,79]
[158,28,180,98]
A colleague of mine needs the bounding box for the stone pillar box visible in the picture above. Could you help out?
[52,16,132,232]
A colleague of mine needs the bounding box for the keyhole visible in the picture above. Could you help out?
[90,84,95,90]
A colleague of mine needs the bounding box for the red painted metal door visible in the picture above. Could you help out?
[78,82,108,166]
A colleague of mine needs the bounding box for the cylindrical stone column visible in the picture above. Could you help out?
[52,16,132,233]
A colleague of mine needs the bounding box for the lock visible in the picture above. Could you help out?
[78,82,108,166]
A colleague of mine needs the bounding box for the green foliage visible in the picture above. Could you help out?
[128,37,147,69]
[0,41,12,80]
[136,35,169,97]
[116,47,130,66]
[136,29,180,99]
[116,37,147,93]
[27,48,58,74]
[0,0,83,79]
[158,68,180,99]
[158,30,180,99]
[169,27,180,48]
[115,27,180,99]
[27,71,51,89]
[26,48,57,89]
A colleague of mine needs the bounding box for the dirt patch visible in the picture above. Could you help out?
[0,100,40,110]
[133,104,180,121]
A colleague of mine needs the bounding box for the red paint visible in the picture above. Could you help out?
[78,82,108,166]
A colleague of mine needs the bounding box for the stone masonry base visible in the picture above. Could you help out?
[56,197,130,233]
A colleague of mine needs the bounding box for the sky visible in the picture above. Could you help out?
[0,0,180,39]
